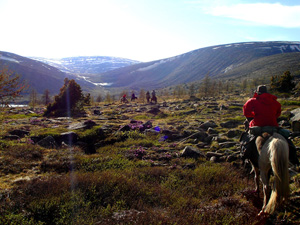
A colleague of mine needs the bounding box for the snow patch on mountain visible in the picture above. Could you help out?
[136,57,176,72]
[76,75,112,86]
[0,55,20,63]
[290,45,300,51]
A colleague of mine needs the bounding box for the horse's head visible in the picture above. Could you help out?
[239,132,251,160]
[239,132,259,167]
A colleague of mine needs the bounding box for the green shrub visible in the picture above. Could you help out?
[43,78,85,117]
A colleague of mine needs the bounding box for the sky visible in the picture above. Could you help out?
[0,0,300,62]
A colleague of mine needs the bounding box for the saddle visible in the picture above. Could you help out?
[249,126,291,138]
[240,126,299,166]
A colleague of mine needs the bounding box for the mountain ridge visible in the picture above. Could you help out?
[0,51,95,94]
[92,41,300,89]
[1,41,300,95]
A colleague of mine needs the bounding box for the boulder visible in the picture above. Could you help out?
[147,107,161,115]
[227,129,242,138]
[180,146,206,159]
[59,132,78,145]
[182,109,197,115]
[219,105,228,110]
[226,154,238,162]
[210,156,218,163]
[220,120,242,128]
[219,141,237,148]
[93,110,101,115]
[290,108,300,132]
[9,129,29,138]
[207,127,218,135]
[37,136,58,149]
[206,152,223,158]
[68,120,96,130]
[3,135,20,140]
[290,108,300,122]
[292,121,300,132]
[199,121,218,130]
[76,141,96,154]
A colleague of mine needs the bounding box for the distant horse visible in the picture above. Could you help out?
[256,132,289,216]
[150,96,157,104]
[131,96,138,101]
[120,97,129,103]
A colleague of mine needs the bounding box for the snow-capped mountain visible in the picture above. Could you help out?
[30,56,140,74]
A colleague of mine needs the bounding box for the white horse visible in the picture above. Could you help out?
[256,132,289,216]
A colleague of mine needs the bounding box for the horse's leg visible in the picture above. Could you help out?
[258,169,270,216]
[254,166,260,195]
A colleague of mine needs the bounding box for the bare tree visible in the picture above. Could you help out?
[139,89,146,103]
[41,89,51,105]
[0,66,27,106]
[29,89,38,109]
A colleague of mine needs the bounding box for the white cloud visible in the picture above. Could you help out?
[206,3,300,28]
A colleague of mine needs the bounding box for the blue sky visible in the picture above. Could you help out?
[0,0,299,62]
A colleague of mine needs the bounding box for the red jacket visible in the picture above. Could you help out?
[243,93,281,127]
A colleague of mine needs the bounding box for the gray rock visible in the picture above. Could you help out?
[60,132,78,145]
[147,107,161,115]
[210,156,218,162]
[68,120,96,130]
[292,121,300,132]
[37,136,58,149]
[290,108,300,122]
[76,141,96,154]
[219,141,237,148]
[180,146,206,159]
[220,120,242,128]
[9,129,29,138]
[227,129,242,138]
[226,155,238,162]
[3,135,20,140]
[207,127,218,135]
[199,121,218,130]
[183,109,197,115]
[206,152,223,158]
[93,110,101,115]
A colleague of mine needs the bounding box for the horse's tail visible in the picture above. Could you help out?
[265,134,290,213]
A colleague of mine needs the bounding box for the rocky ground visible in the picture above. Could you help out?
[1,95,300,224]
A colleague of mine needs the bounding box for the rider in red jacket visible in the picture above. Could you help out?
[242,85,299,165]
[243,85,281,127]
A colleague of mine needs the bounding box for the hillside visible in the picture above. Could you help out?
[91,41,300,89]
[215,52,300,80]
[30,56,140,74]
[0,51,95,95]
